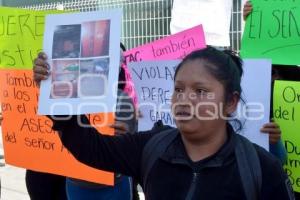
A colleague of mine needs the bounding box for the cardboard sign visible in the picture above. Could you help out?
[241,0,300,65]
[123,25,206,105]
[0,70,115,185]
[0,7,60,69]
[39,10,122,115]
[128,60,180,131]
[238,59,272,150]
[274,80,300,192]
[170,0,232,46]
[129,59,271,150]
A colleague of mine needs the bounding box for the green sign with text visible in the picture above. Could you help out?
[241,0,300,65]
[274,80,300,192]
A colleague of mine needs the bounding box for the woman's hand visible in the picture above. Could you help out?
[260,122,281,144]
[243,1,253,21]
[33,52,50,86]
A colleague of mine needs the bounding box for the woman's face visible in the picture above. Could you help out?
[171,59,236,139]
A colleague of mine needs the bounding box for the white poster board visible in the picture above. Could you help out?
[129,59,272,150]
[238,59,272,150]
[128,60,180,130]
[170,0,233,47]
[39,10,122,115]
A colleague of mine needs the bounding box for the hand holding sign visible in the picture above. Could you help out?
[243,1,253,20]
[260,121,281,144]
[33,52,50,85]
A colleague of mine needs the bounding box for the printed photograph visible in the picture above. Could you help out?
[81,20,110,57]
[78,58,109,97]
[51,60,80,98]
[52,25,81,59]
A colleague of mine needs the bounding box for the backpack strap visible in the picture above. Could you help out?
[234,134,262,200]
[141,127,178,190]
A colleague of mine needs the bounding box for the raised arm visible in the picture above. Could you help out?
[51,115,153,179]
[33,52,165,180]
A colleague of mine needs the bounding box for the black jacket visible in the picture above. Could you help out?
[52,115,294,200]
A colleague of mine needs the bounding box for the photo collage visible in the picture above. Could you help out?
[51,20,111,99]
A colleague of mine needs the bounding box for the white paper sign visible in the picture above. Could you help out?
[238,59,272,150]
[170,0,233,47]
[129,59,272,150]
[39,10,122,115]
[128,60,180,130]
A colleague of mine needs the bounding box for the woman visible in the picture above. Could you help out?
[33,47,293,199]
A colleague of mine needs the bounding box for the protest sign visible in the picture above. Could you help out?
[124,25,205,63]
[170,0,232,46]
[129,59,272,150]
[0,7,60,69]
[128,60,180,131]
[123,25,206,105]
[0,69,115,185]
[238,59,272,150]
[39,10,122,115]
[241,0,300,65]
[0,7,118,185]
[274,80,300,192]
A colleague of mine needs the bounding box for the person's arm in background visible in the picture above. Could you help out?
[261,121,281,145]
[261,121,287,164]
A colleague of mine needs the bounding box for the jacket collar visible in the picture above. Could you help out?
[160,124,236,169]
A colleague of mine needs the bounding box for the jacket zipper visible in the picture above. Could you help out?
[185,172,198,200]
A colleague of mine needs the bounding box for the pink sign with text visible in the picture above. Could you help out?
[123,25,206,105]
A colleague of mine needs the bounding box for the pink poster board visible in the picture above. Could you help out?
[123,25,206,105]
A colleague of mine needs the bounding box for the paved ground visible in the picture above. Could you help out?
[0,165,29,200]
[0,129,30,200]
[0,129,145,200]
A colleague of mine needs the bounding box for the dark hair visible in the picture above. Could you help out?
[174,47,244,131]
[174,47,243,102]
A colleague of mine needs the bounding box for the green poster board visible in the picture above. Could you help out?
[0,7,60,69]
[274,80,300,192]
[241,0,300,65]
